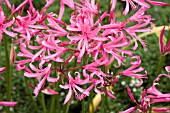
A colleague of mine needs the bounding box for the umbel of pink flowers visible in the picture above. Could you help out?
[0,0,170,112]
[120,66,170,113]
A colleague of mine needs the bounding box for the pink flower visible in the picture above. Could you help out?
[121,87,148,113]
[24,63,59,96]
[88,70,107,94]
[120,56,147,86]
[159,26,170,55]
[67,8,106,62]
[102,34,132,67]
[147,71,170,104]
[13,10,45,41]
[47,13,68,36]
[123,0,138,15]
[125,8,151,50]
[59,71,89,104]
[0,8,16,41]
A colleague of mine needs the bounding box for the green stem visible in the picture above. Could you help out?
[23,77,39,113]
[105,93,110,112]
[64,66,82,72]
[50,72,60,113]
[50,95,56,113]
[81,55,88,113]
[65,103,70,113]
[100,95,106,113]
[8,63,12,101]
[149,107,152,113]
[108,0,111,13]
[89,91,94,113]
[155,55,166,75]
[81,92,85,113]
[41,93,47,113]
[167,26,170,41]
[4,35,11,113]
[4,35,10,99]
[56,94,61,113]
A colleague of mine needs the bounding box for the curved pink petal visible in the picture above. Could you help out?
[119,106,136,113]
[0,102,17,106]
[0,67,5,72]
[165,66,170,72]
[64,87,72,104]
[106,89,116,99]
[153,107,170,112]
[3,29,17,37]
[147,0,169,6]
[126,86,135,101]
[159,26,165,54]
[41,88,59,95]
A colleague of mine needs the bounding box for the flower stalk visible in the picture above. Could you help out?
[41,93,47,113]
[4,35,12,113]
[65,102,70,113]
[23,77,39,113]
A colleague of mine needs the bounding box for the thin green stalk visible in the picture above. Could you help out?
[90,91,94,113]
[41,93,47,113]
[149,107,152,113]
[107,0,111,23]
[23,77,39,113]
[50,64,56,113]
[81,93,85,113]
[108,0,111,13]
[105,93,110,112]
[56,94,61,113]
[4,35,11,113]
[50,95,56,113]
[8,64,12,102]
[50,72,60,113]
[89,91,94,113]
[100,95,106,113]
[65,103,70,113]
[88,96,91,113]
[168,26,170,41]
[4,35,10,99]
[155,55,166,75]
[81,55,88,113]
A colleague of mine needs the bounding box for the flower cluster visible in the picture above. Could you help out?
[0,0,169,109]
[120,66,170,113]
